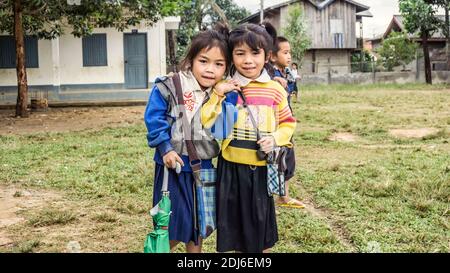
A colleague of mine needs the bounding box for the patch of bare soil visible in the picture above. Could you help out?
[389,128,439,138]
[0,185,61,247]
[0,106,145,135]
[328,132,358,142]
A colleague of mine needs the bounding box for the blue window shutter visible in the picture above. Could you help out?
[25,36,39,68]
[82,34,107,66]
[0,35,38,68]
[0,36,16,68]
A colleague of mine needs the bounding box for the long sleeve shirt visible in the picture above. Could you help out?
[201,70,296,166]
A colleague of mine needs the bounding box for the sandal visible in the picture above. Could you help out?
[277,198,305,209]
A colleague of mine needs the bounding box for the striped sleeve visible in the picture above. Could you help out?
[201,89,226,129]
[271,84,296,146]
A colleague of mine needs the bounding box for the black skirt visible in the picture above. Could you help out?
[216,155,278,253]
[284,146,296,181]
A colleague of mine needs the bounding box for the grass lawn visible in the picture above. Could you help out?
[0,83,449,253]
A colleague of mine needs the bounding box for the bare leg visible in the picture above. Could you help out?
[170,240,180,252]
[185,238,203,253]
[263,248,271,253]
[277,181,305,208]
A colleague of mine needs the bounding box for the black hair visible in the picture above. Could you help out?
[228,22,275,59]
[291,62,298,68]
[274,36,289,54]
[180,23,231,72]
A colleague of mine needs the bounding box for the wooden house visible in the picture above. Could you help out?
[372,15,449,71]
[240,0,372,74]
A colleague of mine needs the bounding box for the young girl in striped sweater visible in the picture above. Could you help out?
[201,23,296,253]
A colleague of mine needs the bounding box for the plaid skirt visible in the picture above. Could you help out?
[216,156,278,253]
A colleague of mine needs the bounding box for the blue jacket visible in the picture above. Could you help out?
[209,91,239,140]
[144,75,237,172]
[274,67,295,94]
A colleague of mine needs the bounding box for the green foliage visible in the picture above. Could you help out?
[399,0,443,38]
[428,0,450,38]
[351,50,374,72]
[282,4,311,67]
[27,209,77,227]
[176,0,250,64]
[203,0,249,28]
[376,31,420,71]
[0,0,188,38]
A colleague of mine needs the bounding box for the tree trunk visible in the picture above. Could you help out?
[167,30,177,73]
[422,32,432,84]
[445,6,449,70]
[14,0,29,117]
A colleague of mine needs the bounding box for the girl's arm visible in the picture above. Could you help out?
[201,80,239,129]
[209,92,239,140]
[144,85,174,156]
[273,76,288,88]
[272,90,296,146]
[201,90,226,129]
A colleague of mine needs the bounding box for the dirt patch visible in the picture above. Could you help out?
[389,128,439,138]
[328,132,358,142]
[0,185,61,246]
[0,106,145,135]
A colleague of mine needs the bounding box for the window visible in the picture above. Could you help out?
[0,36,39,68]
[82,34,107,66]
[333,33,344,49]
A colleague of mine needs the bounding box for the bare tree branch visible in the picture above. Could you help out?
[206,0,230,27]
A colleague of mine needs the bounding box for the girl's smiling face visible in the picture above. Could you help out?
[191,46,227,90]
[232,43,267,80]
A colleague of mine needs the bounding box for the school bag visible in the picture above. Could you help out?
[172,73,217,239]
[237,88,287,197]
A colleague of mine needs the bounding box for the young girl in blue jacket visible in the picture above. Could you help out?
[144,25,237,253]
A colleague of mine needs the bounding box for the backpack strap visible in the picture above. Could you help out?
[172,73,201,172]
[237,89,267,161]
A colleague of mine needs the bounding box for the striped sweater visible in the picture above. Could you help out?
[202,77,296,166]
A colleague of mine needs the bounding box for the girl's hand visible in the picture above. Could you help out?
[162,151,184,169]
[257,136,276,153]
[273,77,288,88]
[214,80,240,97]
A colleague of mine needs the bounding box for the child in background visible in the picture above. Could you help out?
[290,62,301,103]
[202,22,296,253]
[144,24,231,253]
[268,32,305,209]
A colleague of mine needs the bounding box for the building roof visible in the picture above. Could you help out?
[356,10,373,18]
[239,0,370,23]
[383,15,447,40]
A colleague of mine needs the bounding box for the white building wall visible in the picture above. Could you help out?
[0,39,53,86]
[147,20,166,82]
[0,19,166,87]
[59,28,122,85]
